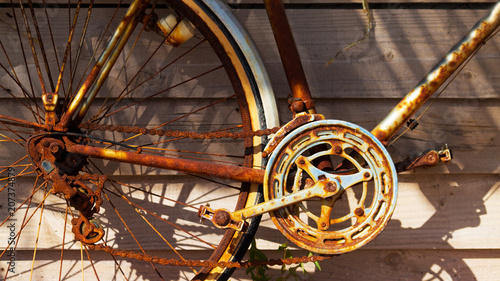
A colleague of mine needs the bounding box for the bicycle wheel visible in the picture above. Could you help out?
[0,0,278,280]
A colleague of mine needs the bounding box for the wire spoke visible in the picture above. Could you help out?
[3,174,42,279]
[105,186,217,250]
[16,0,47,94]
[55,0,83,99]
[95,58,222,123]
[91,39,209,123]
[27,0,56,92]
[64,0,94,98]
[102,191,166,281]
[58,205,69,281]
[30,184,49,281]
[42,0,64,95]
[83,245,101,281]
[0,182,51,260]
[6,2,42,123]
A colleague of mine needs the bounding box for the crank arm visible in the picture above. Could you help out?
[199,168,372,231]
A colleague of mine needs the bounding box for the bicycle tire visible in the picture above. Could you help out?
[0,1,278,280]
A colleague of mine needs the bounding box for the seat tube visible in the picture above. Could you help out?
[264,0,316,114]
[57,0,149,129]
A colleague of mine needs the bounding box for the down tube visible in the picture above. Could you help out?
[371,2,500,144]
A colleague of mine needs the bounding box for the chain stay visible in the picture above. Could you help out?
[76,124,330,268]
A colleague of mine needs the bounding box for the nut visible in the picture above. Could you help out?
[213,210,231,227]
[325,181,337,193]
[334,146,343,155]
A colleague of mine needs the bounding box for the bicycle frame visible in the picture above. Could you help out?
[262,0,500,144]
[49,0,500,185]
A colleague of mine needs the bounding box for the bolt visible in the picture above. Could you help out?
[427,154,437,163]
[334,146,343,155]
[320,222,327,228]
[42,140,50,148]
[364,172,371,178]
[50,143,61,154]
[325,181,337,193]
[299,158,306,165]
[355,208,365,216]
[213,210,231,227]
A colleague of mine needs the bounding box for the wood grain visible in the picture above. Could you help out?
[0,2,498,281]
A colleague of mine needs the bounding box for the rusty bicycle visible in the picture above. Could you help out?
[0,0,498,280]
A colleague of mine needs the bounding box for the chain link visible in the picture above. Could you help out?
[79,122,280,140]
[76,123,329,268]
[87,243,332,269]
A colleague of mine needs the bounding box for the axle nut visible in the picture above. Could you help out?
[213,210,231,227]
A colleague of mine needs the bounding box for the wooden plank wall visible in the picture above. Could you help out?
[0,1,498,280]
[225,0,500,280]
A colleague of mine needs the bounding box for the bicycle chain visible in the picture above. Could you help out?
[86,243,332,269]
[75,124,332,268]
[79,122,280,140]
[63,173,106,215]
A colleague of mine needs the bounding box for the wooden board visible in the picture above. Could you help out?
[231,8,500,99]
[0,1,499,281]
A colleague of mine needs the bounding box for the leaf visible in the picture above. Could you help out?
[314,260,322,271]
[307,252,322,271]
[277,242,288,252]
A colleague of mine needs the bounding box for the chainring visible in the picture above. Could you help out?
[264,120,398,254]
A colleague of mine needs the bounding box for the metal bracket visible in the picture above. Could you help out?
[42,92,59,128]
[198,160,372,231]
[396,144,453,173]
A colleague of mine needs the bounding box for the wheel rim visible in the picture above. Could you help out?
[0,1,271,280]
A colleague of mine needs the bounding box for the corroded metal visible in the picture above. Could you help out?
[28,135,106,245]
[42,92,58,128]
[87,243,332,269]
[27,136,100,215]
[58,0,150,129]
[396,145,453,173]
[201,158,371,231]
[79,122,280,140]
[264,120,397,254]
[372,1,500,143]
[72,216,105,245]
[64,139,265,184]
[75,5,144,124]
[263,113,325,157]
[264,0,316,114]
[198,206,248,231]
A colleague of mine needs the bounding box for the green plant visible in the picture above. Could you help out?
[246,239,272,281]
[246,240,322,281]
